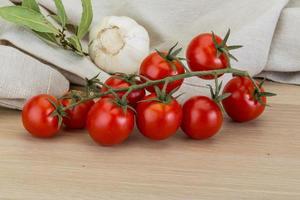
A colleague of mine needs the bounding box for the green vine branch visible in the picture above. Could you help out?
[62,67,253,111]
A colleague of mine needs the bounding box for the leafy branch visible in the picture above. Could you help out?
[0,0,93,56]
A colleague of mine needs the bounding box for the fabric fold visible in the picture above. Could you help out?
[265,7,300,73]
[0,45,69,109]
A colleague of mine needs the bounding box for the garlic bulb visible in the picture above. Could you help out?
[89,16,150,75]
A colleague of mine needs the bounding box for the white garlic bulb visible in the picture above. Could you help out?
[89,16,150,75]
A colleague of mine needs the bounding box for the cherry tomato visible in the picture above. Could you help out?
[22,94,60,138]
[136,94,183,140]
[86,98,135,146]
[222,76,266,122]
[140,52,185,93]
[101,76,145,106]
[60,99,95,129]
[181,96,223,140]
[186,33,229,79]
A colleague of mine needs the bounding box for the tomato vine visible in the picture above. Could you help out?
[61,67,253,111]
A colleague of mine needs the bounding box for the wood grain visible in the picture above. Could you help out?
[0,81,299,200]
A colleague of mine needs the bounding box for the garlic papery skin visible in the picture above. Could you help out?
[89,16,150,75]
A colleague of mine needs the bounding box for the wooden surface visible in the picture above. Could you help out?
[0,81,300,200]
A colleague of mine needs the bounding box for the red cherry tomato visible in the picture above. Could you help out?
[222,76,266,122]
[22,94,60,138]
[136,94,183,140]
[60,99,95,129]
[101,76,145,106]
[86,98,135,146]
[181,96,223,140]
[140,52,185,93]
[186,33,229,79]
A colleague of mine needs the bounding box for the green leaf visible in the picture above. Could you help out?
[259,92,277,97]
[177,57,187,61]
[171,47,183,58]
[207,84,215,99]
[54,0,67,27]
[228,52,239,62]
[22,0,40,13]
[34,31,58,44]
[50,14,78,32]
[67,35,83,53]
[259,78,266,88]
[0,6,59,34]
[211,31,219,48]
[167,42,179,56]
[218,93,232,101]
[77,0,93,39]
[49,14,60,23]
[218,81,223,93]
[174,92,185,100]
[155,49,166,59]
[227,45,243,50]
[154,86,162,97]
[222,29,231,47]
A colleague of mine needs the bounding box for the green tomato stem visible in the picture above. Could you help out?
[62,67,250,111]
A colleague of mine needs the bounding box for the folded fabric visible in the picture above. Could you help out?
[262,1,300,83]
[1,0,300,110]
[0,44,69,109]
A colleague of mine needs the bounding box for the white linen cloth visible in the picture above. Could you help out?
[0,0,299,109]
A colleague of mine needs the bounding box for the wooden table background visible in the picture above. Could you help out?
[0,81,299,200]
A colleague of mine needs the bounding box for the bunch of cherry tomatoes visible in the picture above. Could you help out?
[22,30,273,146]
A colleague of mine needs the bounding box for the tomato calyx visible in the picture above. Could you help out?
[107,87,136,114]
[61,90,83,104]
[253,78,276,106]
[207,77,231,109]
[85,73,103,95]
[212,29,243,65]
[141,79,181,105]
[155,42,186,71]
[155,78,176,103]
[47,98,67,127]
[112,98,136,114]
[60,90,88,112]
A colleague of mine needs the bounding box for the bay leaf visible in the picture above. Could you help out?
[77,0,93,39]
[0,6,59,34]
[67,35,83,54]
[34,31,58,44]
[54,0,67,28]
[22,0,40,13]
